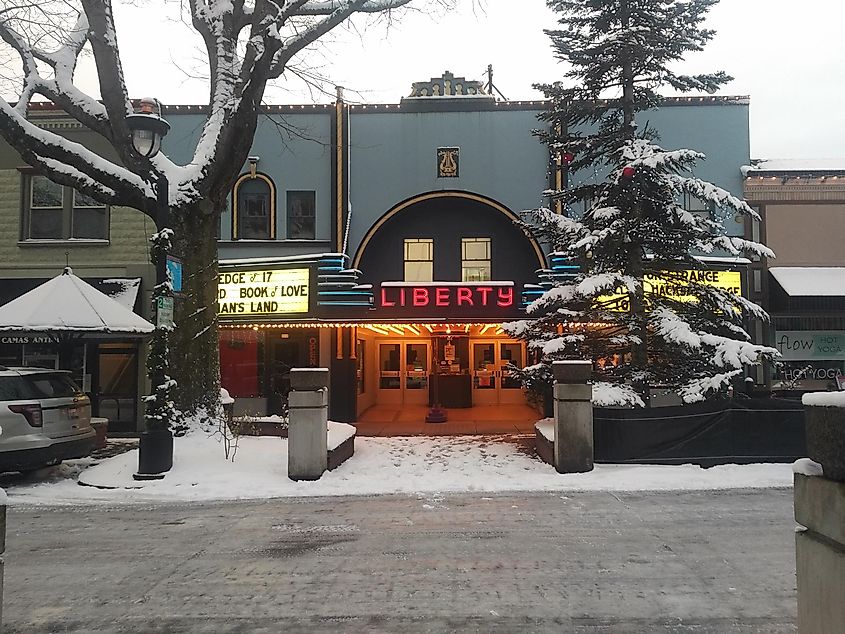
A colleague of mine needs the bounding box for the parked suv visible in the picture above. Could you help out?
[0,367,96,472]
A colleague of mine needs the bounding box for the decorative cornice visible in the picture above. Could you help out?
[408,71,488,98]
[22,94,750,117]
[744,180,845,203]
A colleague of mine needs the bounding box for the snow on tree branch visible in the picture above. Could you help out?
[0,99,151,206]
[592,382,645,408]
[652,307,777,370]
[293,0,414,15]
[0,8,109,133]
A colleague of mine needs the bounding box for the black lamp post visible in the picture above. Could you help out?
[127,98,177,480]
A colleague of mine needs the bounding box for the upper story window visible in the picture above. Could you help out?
[461,237,491,282]
[287,191,316,240]
[683,193,714,221]
[23,174,109,241]
[232,173,276,240]
[404,239,433,282]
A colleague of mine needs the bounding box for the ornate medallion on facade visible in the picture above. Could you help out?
[437,147,459,178]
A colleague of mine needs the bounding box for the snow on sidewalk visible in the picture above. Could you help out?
[6,431,794,506]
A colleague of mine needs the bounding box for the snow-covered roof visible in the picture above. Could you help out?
[744,159,845,175]
[100,278,141,310]
[769,267,845,297]
[0,268,154,334]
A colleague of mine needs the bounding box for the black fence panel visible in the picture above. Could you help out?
[593,398,806,467]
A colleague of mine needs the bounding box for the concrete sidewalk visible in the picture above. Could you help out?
[5,489,796,633]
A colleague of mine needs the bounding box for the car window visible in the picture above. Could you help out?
[0,376,41,400]
[25,373,80,399]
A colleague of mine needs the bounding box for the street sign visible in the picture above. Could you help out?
[166,256,183,293]
[156,296,174,328]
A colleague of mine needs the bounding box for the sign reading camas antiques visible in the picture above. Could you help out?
[600,269,742,311]
[217,268,310,316]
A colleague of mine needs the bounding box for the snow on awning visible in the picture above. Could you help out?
[0,268,154,335]
[98,278,141,311]
[769,267,845,297]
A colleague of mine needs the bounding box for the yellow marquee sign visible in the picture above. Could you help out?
[217,268,310,316]
[600,269,742,311]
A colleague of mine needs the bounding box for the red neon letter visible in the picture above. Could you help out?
[381,287,395,307]
[497,287,514,307]
[400,287,406,307]
[435,287,450,307]
[457,287,473,306]
[477,287,493,306]
[413,287,430,306]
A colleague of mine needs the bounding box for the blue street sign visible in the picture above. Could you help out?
[166,256,183,293]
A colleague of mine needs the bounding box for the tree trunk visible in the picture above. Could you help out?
[619,0,648,404]
[169,199,222,424]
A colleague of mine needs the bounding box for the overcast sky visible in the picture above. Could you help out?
[73,0,845,159]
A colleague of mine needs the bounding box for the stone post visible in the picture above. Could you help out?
[552,360,593,474]
[794,473,845,632]
[1,492,5,630]
[287,368,329,481]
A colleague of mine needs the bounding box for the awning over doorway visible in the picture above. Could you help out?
[0,267,154,335]
[769,267,845,297]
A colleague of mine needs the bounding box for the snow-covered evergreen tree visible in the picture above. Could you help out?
[505,0,778,406]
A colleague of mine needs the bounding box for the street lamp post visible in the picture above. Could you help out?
[127,98,177,479]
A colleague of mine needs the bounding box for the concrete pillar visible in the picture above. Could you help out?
[552,360,593,474]
[794,473,845,633]
[287,368,329,481]
[0,494,5,629]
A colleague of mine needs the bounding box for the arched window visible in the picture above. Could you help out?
[232,173,276,240]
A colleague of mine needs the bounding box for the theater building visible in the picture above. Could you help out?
[157,72,754,423]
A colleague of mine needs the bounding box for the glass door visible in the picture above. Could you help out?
[96,344,139,433]
[498,341,526,404]
[403,342,430,405]
[377,342,402,405]
[377,341,430,405]
[471,340,527,406]
[471,341,498,405]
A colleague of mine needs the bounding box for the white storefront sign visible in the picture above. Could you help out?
[775,331,845,361]
[217,268,310,316]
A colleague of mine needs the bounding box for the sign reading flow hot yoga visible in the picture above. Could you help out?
[217,268,310,315]
[776,331,845,361]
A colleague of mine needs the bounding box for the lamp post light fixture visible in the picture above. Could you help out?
[128,98,178,480]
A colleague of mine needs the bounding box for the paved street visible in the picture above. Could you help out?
[5,489,796,633]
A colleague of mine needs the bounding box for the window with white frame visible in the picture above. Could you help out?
[23,174,109,241]
[404,239,433,282]
[461,237,491,282]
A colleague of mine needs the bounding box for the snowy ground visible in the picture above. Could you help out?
[3,429,794,506]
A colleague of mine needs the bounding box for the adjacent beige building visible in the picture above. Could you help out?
[744,161,845,392]
[0,109,154,432]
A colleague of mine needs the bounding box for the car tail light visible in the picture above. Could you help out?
[9,403,43,428]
